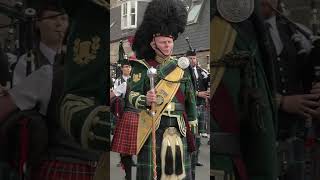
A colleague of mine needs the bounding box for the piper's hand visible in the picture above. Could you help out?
[114,82,127,97]
[291,33,313,54]
[146,89,157,106]
[281,94,320,119]
[197,91,210,99]
[311,82,320,95]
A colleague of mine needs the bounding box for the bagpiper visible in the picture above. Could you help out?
[186,48,210,179]
[112,0,198,179]
[111,42,136,180]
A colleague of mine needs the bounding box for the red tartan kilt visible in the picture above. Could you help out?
[111,111,138,155]
[30,160,96,180]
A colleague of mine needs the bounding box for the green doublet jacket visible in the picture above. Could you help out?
[57,0,109,154]
[212,19,278,180]
[128,58,198,134]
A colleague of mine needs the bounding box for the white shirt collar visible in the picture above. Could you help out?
[122,75,131,81]
[265,15,277,29]
[39,42,57,65]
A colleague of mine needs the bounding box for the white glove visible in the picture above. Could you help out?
[201,71,208,78]
[114,82,127,97]
[291,33,313,54]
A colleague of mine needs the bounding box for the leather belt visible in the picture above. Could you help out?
[158,116,179,129]
[212,132,241,156]
[163,102,184,113]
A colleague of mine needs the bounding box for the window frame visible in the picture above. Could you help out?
[121,0,138,30]
[186,0,204,25]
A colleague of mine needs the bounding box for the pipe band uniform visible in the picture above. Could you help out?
[185,36,210,179]
[111,0,198,179]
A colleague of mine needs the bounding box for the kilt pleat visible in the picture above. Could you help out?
[111,111,139,155]
[197,106,208,133]
[31,160,96,180]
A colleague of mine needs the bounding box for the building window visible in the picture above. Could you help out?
[187,0,204,25]
[121,1,137,29]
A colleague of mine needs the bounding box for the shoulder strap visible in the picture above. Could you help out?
[24,49,51,76]
[136,66,184,153]
[211,16,237,98]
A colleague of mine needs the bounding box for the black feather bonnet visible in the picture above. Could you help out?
[132,0,188,60]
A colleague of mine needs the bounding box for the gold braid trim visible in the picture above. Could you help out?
[60,94,95,135]
[129,91,140,105]
[135,95,146,109]
[81,105,108,148]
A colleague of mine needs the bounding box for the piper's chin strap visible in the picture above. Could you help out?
[153,36,173,59]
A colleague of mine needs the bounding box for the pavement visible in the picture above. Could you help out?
[110,137,210,180]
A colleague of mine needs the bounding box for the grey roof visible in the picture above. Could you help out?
[110,0,210,54]
[110,1,149,42]
[173,0,209,55]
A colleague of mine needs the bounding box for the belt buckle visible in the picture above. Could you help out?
[166,102,175,111]
[165,102,175,115]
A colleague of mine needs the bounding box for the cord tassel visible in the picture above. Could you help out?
[175,138,183,175]
[165,140,174,175]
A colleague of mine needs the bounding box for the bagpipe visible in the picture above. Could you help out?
[270,1,313,40]
[273,1,320,178]
[271,1,320,89]
[0,1,38,55]
[0,1,67,87]
[185,36,210,108]
[185,36,197,89]
[0,3,43,179]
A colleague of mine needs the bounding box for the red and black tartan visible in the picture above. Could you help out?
[111,111,139,155]
[30,160,96,180]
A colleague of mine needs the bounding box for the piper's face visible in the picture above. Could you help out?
[151,36,174,57]
[37,10,69,45]
[121,64,131,76]
[188,56,197,67]
[261,0,277,19]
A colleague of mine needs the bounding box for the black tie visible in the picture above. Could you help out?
[265,22,277,59]
[53,53,64,67]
